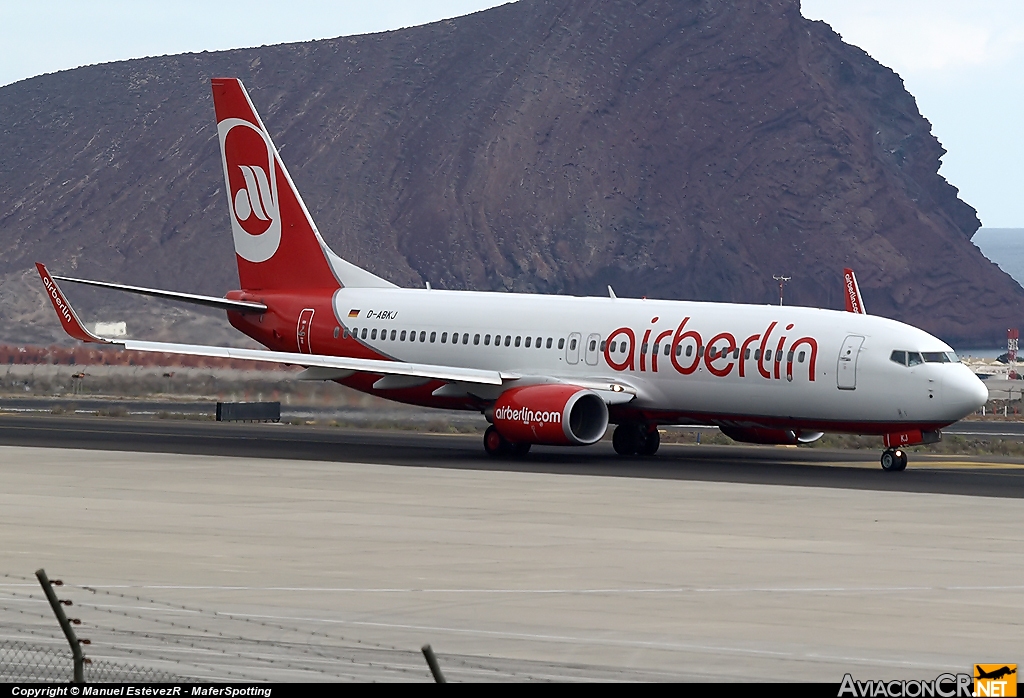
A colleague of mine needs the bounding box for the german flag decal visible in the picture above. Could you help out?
[348,309,360,318]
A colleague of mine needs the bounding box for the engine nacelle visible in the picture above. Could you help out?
[719,426,824,446]
[490,385,609,446]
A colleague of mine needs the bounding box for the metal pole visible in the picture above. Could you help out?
[421,644,446,683]
[36,569,84,683]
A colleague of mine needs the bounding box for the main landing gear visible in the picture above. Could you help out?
[880,448,908,472]
[612,422,660,456]
[483,425,531,458]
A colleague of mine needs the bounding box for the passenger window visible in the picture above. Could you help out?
[890,350,906,366]
[754,349,761,360]
[765,349,772,361]
[525,336,532,348]
[390,330,397,341]
[641,343,648,354]
[744,348,750,360]
[664,345,671,356]
[420,331,426,342]
[787,351,793,362]
[463,333,469,344]
[536,336,542,348]
[334,327,341,339]
[441,332,448,343]
[569,338,576,351]
[676,345,682,357]
[798,351,806,363]
[908,352,923,366]
[484,334,491,346]
[546,338,553,349]
[430,332,436,343]
[733,349,740,359]
[362,329,368,339]
[685,345,692,357]
[697,345,704,357]
[653,343,660,355]
[559,338,565,350]
[515,336,522,347]
[370,329,377,340]
[589,340,596,351]
[474,334,480,346]
[400,330,407,341]
[505,336,512,347]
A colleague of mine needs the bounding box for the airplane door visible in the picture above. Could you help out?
[566,332,581,365]
[584,333,601,366]
[837,335,864,390]
[297,308,315,354]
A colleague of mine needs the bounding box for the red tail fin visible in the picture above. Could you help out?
[843,268,867,314]
[212,78,340,291]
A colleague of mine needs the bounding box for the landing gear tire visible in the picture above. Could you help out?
[638,428,661,456]
[510,442,532,457]
[484,426,510,457]
[484,426,531,458]
[880,448,908,472]
[613,423,659,456]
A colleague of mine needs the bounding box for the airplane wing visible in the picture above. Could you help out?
[36,263,511,387]
[50,272,267,313]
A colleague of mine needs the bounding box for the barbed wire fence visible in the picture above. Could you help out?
[0,571,548,682]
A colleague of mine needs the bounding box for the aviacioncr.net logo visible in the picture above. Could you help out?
[217,118,282,264]
[494,406,562,426]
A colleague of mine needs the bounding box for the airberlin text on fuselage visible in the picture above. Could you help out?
[603,316,819,381]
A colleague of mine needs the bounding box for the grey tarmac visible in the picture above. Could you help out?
[0,416,1022,681]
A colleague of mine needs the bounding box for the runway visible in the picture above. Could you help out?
[0,414,1022,498]
[0,414,1022,681]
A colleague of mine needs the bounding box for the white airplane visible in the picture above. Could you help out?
[37,78,988,471]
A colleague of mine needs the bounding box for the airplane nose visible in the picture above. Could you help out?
[943,368,989,417]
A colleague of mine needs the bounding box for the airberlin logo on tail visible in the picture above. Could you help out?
[218,117,282,263]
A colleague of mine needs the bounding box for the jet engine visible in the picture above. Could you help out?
[718,426,824,445]
[489,385,609,446]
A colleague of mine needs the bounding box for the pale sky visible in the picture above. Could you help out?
[1,0,1020,227]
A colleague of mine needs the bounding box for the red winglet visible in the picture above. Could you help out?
[35,263,109,343]
[843,268,867,315]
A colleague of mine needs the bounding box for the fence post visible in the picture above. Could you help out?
[421,644,446,683]
[35,569,85,683]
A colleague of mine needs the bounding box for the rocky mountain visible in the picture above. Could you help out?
[1,0,1021,346]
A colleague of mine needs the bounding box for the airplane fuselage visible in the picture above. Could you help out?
[226,286,987,434]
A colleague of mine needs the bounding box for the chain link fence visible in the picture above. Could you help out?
[0,639,181,683]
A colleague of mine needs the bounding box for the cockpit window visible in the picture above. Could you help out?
[890,350,907,366]
[907,352,923,366]
[922,352,950,363]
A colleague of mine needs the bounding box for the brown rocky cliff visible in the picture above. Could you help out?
[0,0,1019,345]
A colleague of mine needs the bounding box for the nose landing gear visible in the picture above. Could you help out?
[880,448,908,472]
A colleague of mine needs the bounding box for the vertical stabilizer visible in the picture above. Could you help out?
[211,78,395,291]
